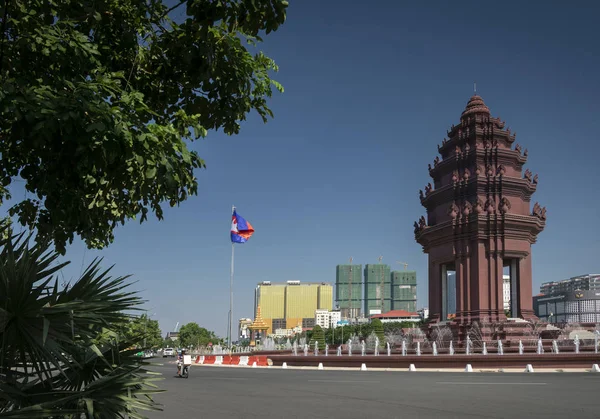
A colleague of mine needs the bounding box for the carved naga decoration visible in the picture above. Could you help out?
[425,183,433,195]
[462,200,472,217]
[524,169,532,182]
[473,197,484,214]
[451,170,459,185]
[499,197,511,215]
[463,168,471,181]
[485,198,495,214]
[532,202,547,220]
[533,174,538,185]
[447,202,459,219]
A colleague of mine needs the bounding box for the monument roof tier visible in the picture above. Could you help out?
[461,95,491,119]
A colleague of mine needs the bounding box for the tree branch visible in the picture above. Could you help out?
[0,0,10,79]
[163,1,186,19]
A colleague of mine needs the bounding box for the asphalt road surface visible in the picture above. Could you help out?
[145,362,600,419]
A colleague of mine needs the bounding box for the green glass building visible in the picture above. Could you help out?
[335,264,362,319]
[391,270,417,312]
[364,264,391,315]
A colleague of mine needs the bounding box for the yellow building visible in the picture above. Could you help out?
[254,281,333,334]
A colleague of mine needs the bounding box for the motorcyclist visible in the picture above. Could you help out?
[176,349,186,376]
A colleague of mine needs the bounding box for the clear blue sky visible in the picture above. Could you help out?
[4,0,600,338]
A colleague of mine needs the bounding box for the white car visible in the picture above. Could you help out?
[163,348,175,357]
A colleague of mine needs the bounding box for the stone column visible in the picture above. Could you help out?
[518,253,537,320]
[428,261,442,322]
[441,264,448,322]
[495,253,506,322]
[455,256,464,323]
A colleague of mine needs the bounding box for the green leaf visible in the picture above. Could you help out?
[43,317,50,346]
[86,122,106,132]
[145,167,156,179]
[0,0,288,254]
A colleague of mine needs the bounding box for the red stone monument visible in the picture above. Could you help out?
[415,95,546,339]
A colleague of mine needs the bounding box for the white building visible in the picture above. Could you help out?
[417,307,429,320]
[329,310,341,328]
[503,274,510,312]
[370,310,421,324]
[315,309,342,329]
[238,318,252,339]
[273,328,293,337]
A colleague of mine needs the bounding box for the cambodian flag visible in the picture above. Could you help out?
[231,209,254,243]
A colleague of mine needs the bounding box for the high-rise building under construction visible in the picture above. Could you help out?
[335,264,362,319]
[391,270,417,312]
[364,264,391,315]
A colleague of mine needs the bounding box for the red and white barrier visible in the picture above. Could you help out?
[193,354,267,367]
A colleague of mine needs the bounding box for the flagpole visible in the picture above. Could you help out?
[228,205,235,350]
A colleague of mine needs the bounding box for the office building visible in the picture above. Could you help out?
[503,275,511,312]
[540,274,600,295]
[534,290,600,323]
[370,309,421,324]
[315,309,342,329]
[391,270,417,312]
[364,264,391,316]
[335,264,362,319]
[254,281,333,334]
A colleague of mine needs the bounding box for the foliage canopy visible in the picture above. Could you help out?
[117,313,163,350]
[0,0,288,253]
[309,325,326,350]
[371,318,385,346]
[178,322,219,348]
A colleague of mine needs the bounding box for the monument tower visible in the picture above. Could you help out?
[414,95,546,331]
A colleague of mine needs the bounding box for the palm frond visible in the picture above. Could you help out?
[0,233,163,418]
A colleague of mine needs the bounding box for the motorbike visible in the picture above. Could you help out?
[177,360,189,378]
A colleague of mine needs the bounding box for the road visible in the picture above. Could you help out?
[145,362,600,419]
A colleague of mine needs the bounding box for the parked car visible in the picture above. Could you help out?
[163,347,175,357]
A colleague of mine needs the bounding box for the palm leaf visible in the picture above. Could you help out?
[0,233,163,418]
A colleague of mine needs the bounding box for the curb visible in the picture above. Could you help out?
[191,363,596,373]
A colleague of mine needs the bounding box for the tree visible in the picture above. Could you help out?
[0,231,162,418]
[178,322,218,348]
[118,313,163,350]
[0,0,288,253]
[309,325,326,351]
[371,318,385,347]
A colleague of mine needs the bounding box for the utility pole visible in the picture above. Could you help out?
[378,256,384,313]
[348,257,353,320]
